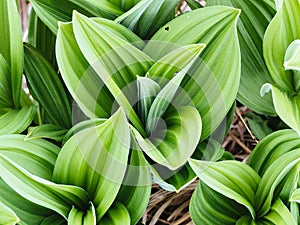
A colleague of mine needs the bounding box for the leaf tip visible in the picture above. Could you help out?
[260,83,273,97]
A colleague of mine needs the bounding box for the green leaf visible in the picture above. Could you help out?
[30,0,122,34]
[189,159,260,218]
[72,12,153,134]
[185,0,203,9]
[0,106,36,135]
[116,142,151,224]
[25,124,68,142]
[261,84,300,134]
[136,76,160,126]
[40,215,66,225]
[0,0,23,107]
[0,202,19,225]
[24,44,72,128]
[63,118,106,144]
[0,55,12,108]
[207,0,276,115]
[27,8,58,69]
[56,22,114,119]
[261,199,296,225]
[144,6,241,139]
[0,154,89,219]
[53,109,130,221]
[263,0,300,93]
[255,149,300,217]
[248,129,300,176]
[68,203,96,225]
[133,106,201,170]
[290,188,300,203]
[147,44,206,86]
[284,40,300,72]
[190,181,250,225]
[0,135,60,224]
[115,0,180,39]
[99,202,130,225]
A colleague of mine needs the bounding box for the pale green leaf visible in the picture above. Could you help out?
[207,0,276,115]
[0,0,23,107]
[133,106,201,170]
[72,12,153,134]
[24,44,72,128]
[261,83,300,134]
[144,6,241,139]
[98,202,130,225]
[63,118,106,144]
[53,109,130,221]
[0,202,19,225]
[146,44,206,86]
[262,199,296,225]
[116,141,151,224]
[68,203,96,225]
[0,135,60,224]
[56,22,114,119]
[255,149,300,217]
[248,129,300,176]
[0,154,89,219]
[136,76,160,126]
[25,124,68,142]
[284,40,300,74]
[115,0,180,39]
[189,159,260,218]
[290,188,300,203]
[263,0,300,93]
[275,0,283,10]
[190,181,249,225]
[0,106,36,135]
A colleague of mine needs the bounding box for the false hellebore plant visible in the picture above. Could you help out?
[0,0,241,224]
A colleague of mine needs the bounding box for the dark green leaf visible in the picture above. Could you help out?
[24,44,72,128]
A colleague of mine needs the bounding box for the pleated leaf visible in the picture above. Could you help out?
[190,181,250,225]
[115,0,180,39]
[0,154,89,219]
[25,124,68,142]
[133,106,201,170]
[207,0,276,115]
[144,6,241,139]
[30,0,121,34]
[72,12,153,134]
[0,55,12,108]
[261,199,296,225]
[116,142,151,224]
[136,76,160,126]
[98,202,130,225]
[0,0,23,107]
[0,202,19,225]
[248,129,300,175]
[284,40,300,72]
[147,44,206,86]
[290,188,300,203]
[0,106,36,135]
[263,0,300,93]
[40,215,66,225]
[189,159,260,218]
[68,203,96,225]
[0,135,60,224]
[53,109,130,221]
[261,84,300,134]
[255,149,300,217]
[24,44,72,128]
[56,22,114,119]
[27,8,58,69]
